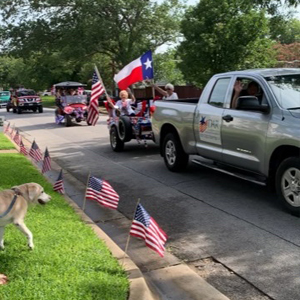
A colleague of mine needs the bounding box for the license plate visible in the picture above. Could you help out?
[28,103,33,106]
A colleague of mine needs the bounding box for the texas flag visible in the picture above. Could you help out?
[114,51,153,90]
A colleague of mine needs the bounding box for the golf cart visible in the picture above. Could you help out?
[105,98,156,151]
[54,81,89,127]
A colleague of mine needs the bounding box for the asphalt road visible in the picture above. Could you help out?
[2,108,300,300]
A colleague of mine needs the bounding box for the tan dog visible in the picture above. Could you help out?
[0,183,51,249]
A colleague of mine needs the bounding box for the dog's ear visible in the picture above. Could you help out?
[11,187,22,196]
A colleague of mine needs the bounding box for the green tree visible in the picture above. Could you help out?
[153,50,185,85]
[270,18,300,44]
[0,55,25,89]
[177,0,276,87]
[0,0,183,69]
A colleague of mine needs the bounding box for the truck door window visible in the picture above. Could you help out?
[231,78,265,109]
[208,78,231,108]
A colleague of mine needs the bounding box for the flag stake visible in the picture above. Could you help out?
[82,172,91,211]
[123,198,141,262]
[151,79,155,99]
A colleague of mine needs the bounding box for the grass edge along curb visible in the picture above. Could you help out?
[0,133,15,150]
[0,152,129,300]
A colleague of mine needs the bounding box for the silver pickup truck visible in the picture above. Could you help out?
[152,69,300,214]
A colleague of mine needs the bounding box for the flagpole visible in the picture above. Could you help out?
[123,198,141,262]
[151,79,155,99]
[94,65,110,99]
[82,172,91,211]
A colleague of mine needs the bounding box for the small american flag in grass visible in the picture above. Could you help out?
[13,129,20,146]
[29,141,43,162]
[4,122,10,134]
[85,176,119,209]
[53,169,65,194]
[130,204,167,257]
[42,147,51,173]
[19,138,28,156]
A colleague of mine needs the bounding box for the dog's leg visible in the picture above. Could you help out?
[14,221,34,249]
[0,227,4,249]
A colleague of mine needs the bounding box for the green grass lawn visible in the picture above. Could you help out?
[0,153,129,300]
[0,133,15,150]
[41,96,56,108]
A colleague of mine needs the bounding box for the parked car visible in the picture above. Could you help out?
[42,90,52,96]
[0,91,11,108]
[152,68,300,214]
[6,89,43,114]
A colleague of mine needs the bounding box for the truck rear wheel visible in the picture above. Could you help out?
[110,126,124,152]
[163,133,189,172]
[276,157,300,215]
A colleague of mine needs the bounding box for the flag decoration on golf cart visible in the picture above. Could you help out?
[129,204,167,257]
[29,140,43,162]
[85,175,119,209]
[53,169,65,194]
[42,147,51,173]
[87,67,105,126]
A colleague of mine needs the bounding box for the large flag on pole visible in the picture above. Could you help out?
[130,204,167,257]
[114,50,153,90]
[42,147,51,173]
[86,67,105,126]
[85,175,119,209]
[53,169,65,194]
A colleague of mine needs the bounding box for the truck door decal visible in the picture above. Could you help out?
[199,115,222,145]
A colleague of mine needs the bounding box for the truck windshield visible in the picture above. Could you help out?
[265,74,300,109]
[17,90,36,97]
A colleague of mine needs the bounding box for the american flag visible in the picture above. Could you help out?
[86,68,105,126]
[13,129,20,145]
[199,116,208,133]
[29,141,43,162]
[19,138,28,156]
[4,122,10,134]
[42,147,51,173]
[53,169,65,194]
[85,176,119,209]
[130,204,167,257]
[9,126,14,138]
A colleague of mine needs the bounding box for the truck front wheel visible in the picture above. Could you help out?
[163,133,189,172]
[276,157,300,215]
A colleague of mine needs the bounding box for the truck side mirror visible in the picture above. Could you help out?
[236,96,269,113]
